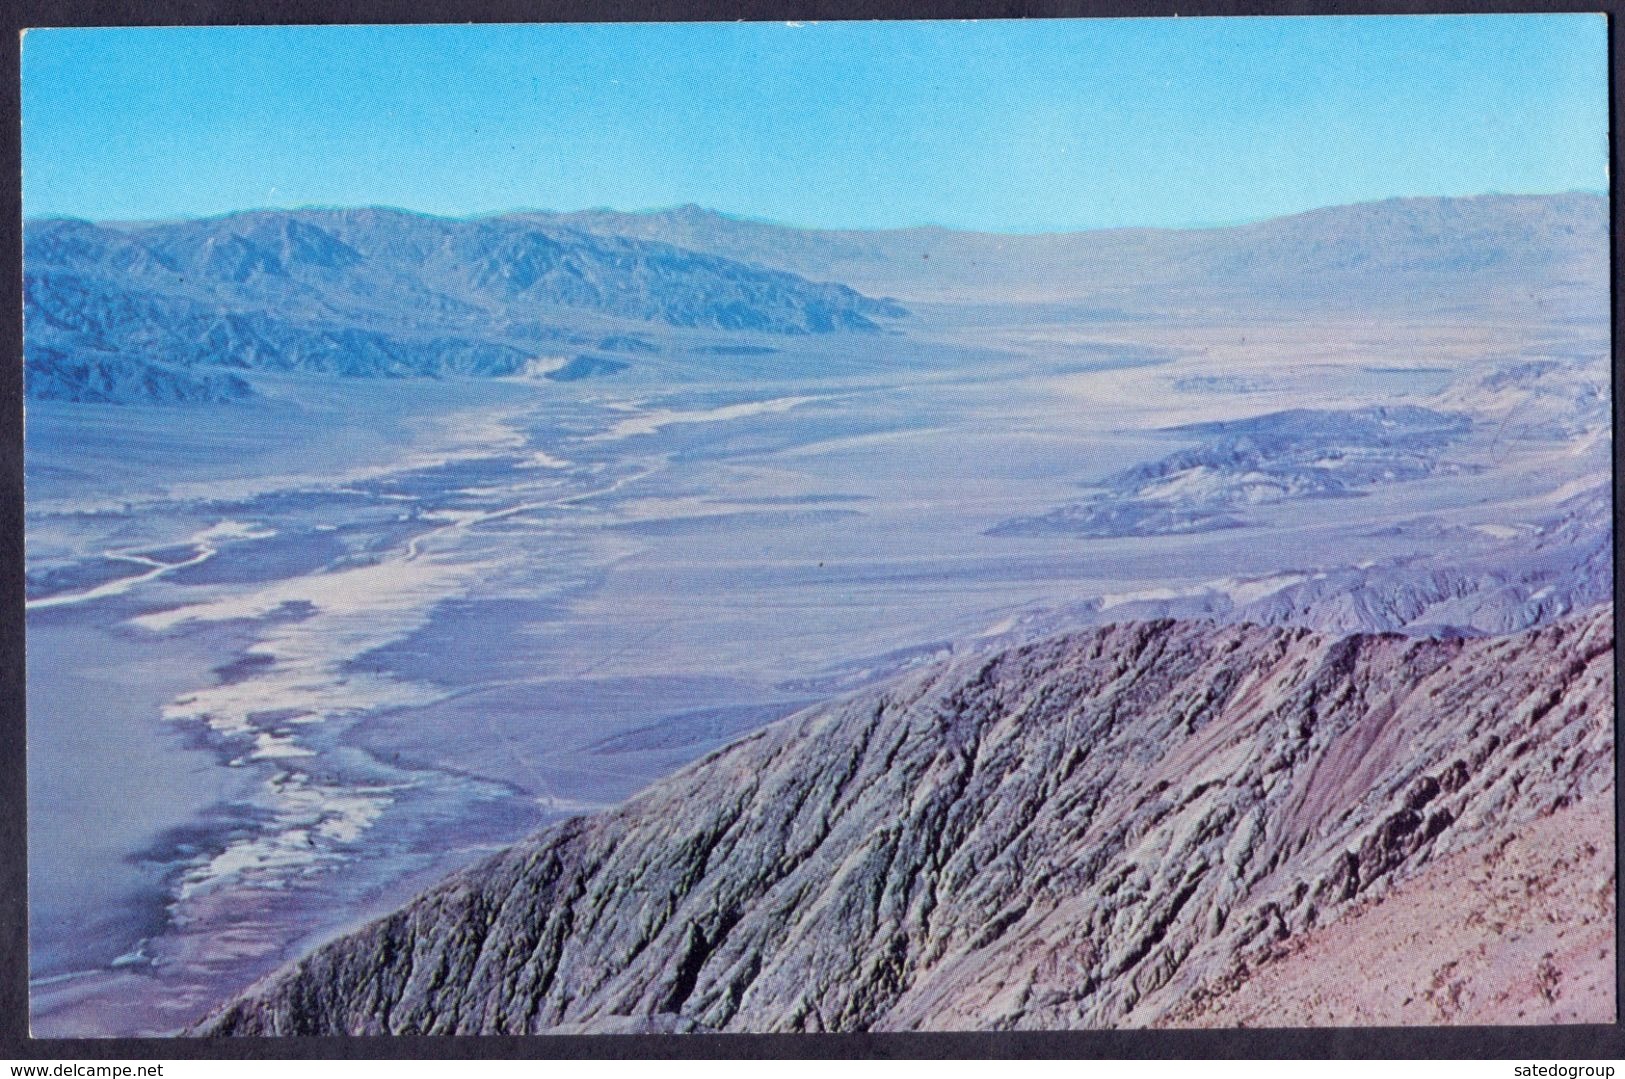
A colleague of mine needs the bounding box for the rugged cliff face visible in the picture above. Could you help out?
[195,609,1614,1034]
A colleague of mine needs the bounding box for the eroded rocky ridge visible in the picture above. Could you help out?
[195,608,1614,1034]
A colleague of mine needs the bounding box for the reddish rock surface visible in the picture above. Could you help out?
[1163,801,1613,1026]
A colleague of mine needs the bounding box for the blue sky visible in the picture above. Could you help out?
[21,16,1609,232]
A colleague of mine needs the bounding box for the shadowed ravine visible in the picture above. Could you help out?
[193,607,1614,1034]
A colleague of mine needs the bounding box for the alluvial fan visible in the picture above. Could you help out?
[194,607,1614,1034]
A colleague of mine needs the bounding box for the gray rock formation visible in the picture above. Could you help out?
[23,344,254,406]
[194,607,1613,1034]
[988,405,1479,539]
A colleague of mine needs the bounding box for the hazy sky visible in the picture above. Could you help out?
[21,16,1609,232]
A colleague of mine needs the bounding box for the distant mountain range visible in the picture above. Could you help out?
[548,192,1609,306]
[22,193,1608,404]
[23,210,907,403]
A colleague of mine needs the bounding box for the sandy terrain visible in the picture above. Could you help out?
[1165,802,1615,1027]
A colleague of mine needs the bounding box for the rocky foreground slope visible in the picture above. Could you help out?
[196,609,1614,1034]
